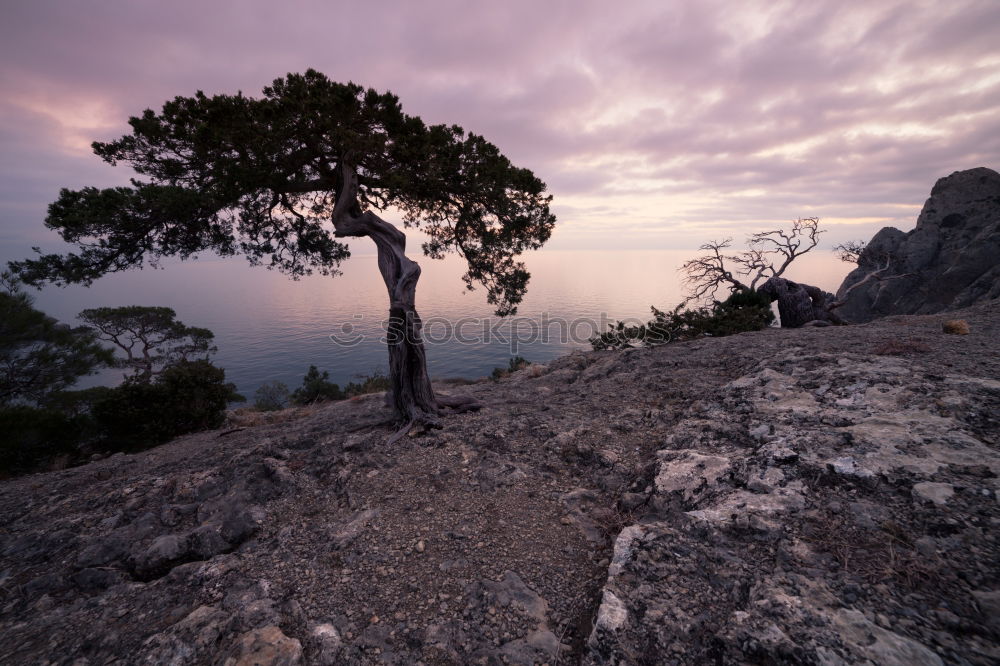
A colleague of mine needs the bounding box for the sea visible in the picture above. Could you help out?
[28,249,854,399]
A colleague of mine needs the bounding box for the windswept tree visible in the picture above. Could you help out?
[682,217,844,327]
[78,305,216,380]
[11,70,556,431]
[682,217,823,299]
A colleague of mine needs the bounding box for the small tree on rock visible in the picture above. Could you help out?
[682,218,844,327]
[11,70,555,434]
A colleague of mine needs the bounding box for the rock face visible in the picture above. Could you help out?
[837,167,1000,322]
[1,302,999,664]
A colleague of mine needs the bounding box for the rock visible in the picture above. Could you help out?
[188,524,231,559]
[330,509,379,550]
[942,319,970,335]
[837,167,1000,322]
[971,589,1000,632]
[770,447,799,464]
[132,533,190,577]
[222,625,302,666]
[71,567,125,593]
[596,448,620,467]
[140,605,234,663]
[828,456,874,478]
[830,608,943,666]
[748,467,785,492]
[912,482,955,505]
[310,623,343,666]
[589,590,627,642]
[25,573,70,597]
[653,450,731,506]
[76,535,127,568]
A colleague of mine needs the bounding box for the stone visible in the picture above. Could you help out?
[828,456,874,478]
[830,609,943,666]
[592,589,628,634]
[330,509,379,550]
[188,524,231,559]
[912,482,955,505]
[837,167,1000,322]
[971,590,1000,632]
[597,448,620,467]
[653,450,731,506]
[223,626,302,666]
[133,534,190,577]
[72,568,125,593]
[76,535,127,568]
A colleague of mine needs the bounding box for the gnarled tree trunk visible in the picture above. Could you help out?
[758,277,846,328]
[331,163,476,431]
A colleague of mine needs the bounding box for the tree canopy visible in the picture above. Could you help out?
[78,305,216,380]
[0,272,112,405]
[12,69,555,316]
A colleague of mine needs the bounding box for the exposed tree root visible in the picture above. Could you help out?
[437,394,482,414]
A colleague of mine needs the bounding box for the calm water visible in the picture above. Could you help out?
[30,249,853,398]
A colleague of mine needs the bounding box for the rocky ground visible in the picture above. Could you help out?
[1,301,998,665]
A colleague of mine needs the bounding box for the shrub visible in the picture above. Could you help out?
[92,359,243,452]
[344,370,391,397]
[491,356,532,381]
[255,380,292,411]
[591,289,774,351]
[0,406,87,476]
[291,365,344,405]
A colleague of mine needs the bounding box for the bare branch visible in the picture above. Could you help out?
[681,218,825,302]
[680,239,751,303]
[827,252,914,312]
[833,240,866,264]
[747,217,823,286]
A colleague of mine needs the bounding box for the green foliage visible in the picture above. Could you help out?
[290,365,344,405]
[254,381,291,411]
[0,272,112,405]
[91,359,243,453]
[0,406,88,476]
[491,356,532,381]
[591,290,775,351]
[11,70,555,317]
[344,370,391,397]
[77,305,216,380]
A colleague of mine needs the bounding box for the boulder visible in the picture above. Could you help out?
[836,167,1000,322]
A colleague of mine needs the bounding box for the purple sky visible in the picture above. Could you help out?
[2,0,999,259]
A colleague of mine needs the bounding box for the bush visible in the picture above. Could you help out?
[0,406,88,476]
[291,365,344,405]
[92,359,243,452]
[255,380,291,411]
[344,370,391,397]
[591,290,774,351]
[491,356,532,381]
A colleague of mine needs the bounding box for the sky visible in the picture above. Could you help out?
[1,0,999,261]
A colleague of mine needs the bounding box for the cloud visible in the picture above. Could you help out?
[0,0,997,261]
